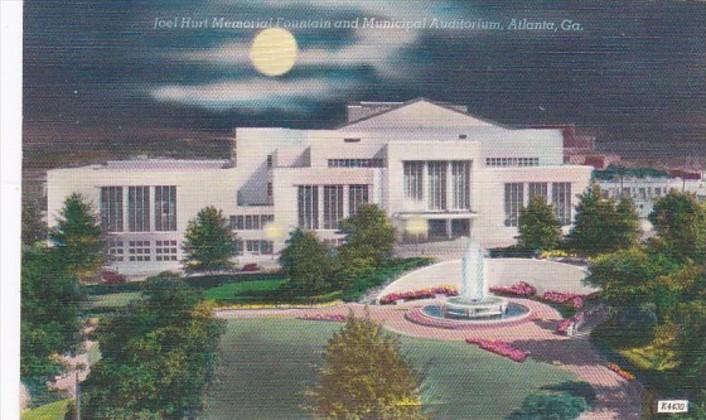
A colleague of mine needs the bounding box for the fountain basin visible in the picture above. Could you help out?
[444,295,509,318]
[418,301,531,324]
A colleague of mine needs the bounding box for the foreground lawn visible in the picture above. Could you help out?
[204,319,577,419]
[21,399,70,420]
[203,279,285,302]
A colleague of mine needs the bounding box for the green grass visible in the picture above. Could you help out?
[21,399,70,420]
[204,319,578,420]
[85,291,142,309]
[203,279,285,302]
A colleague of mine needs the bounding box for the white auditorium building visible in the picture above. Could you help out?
[47,98,592,277]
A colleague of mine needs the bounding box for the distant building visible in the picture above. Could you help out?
[596,167,706,218]
[47,98,592,277]
[560,128,621,170]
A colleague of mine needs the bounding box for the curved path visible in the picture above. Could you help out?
[216,299,642,419]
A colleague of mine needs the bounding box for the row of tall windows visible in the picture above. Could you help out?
[504,182,572,226]
[298,184,370,229]
[403,161,471,210]
[101,186,177,233]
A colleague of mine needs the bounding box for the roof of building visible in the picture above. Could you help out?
[95,159,231,171]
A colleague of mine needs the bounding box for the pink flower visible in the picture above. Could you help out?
[490,282,537,297]
[380,287,458,304]
[298,313,346,322]
[465,338,529,362]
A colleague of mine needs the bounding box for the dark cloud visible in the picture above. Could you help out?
[23,0,706,164]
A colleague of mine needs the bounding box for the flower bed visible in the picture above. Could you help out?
[541,291,585,309]
[607,363,636,380]
[379,286,458,305]
[489,281,536,297]
[296,313,346,322]
[465,338,529,362]
[555,312,585,335]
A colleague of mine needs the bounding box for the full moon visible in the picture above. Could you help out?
[249,28,298,77]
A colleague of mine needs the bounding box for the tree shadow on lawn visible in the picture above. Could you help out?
[531,318,560,332]
[511,338,644,418]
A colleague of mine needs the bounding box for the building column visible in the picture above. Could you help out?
[445,161,453,210]
[421,162,429,209]
[343,185,350,218]
[317,185,324,229]
[446,219,452,239]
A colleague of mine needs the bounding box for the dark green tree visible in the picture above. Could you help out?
[308,313,425,419]
[567,184,638,256]
[49,193,104,279]
[516,196,562,252]
[21,247,81,381]
[279,229,333,294]
[81,274,225,419]
[648,191,706,263]
[181,206,236,274]
[338,204,395,266]
[612,196,640,250]
[22,202,47,247]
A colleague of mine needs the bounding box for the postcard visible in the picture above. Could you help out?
[14,1,706,419]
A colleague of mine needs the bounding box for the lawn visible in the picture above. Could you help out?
[85,291,142,309]
[203,279,285,302]
[204,319,578,419]
[21,399,70,420]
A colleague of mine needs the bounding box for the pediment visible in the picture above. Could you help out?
[342,98,496,129]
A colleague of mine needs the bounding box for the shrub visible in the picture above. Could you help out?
[489,281,536,297]
[509,392,588,420]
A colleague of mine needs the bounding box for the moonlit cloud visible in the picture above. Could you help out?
[176,28,417,77]
[150,77,356,110]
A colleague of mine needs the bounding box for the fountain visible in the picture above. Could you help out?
[419,238,530,323]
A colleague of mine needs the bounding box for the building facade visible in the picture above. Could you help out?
[47,99,592,277]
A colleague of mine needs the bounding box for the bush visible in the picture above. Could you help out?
[340,258,433,302]
[509,392,588,420]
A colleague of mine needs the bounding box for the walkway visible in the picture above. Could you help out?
[216,299,643,419]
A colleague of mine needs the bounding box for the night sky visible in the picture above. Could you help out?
[23,0,706,165]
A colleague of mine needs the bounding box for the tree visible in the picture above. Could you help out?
[338,204,395,266]
[516,196,562,252]
[612,196,640,250]
[566,184,638,256]
[648,191,706,263]
[181,206,236,274]
[22,202,47,247]
[279,229,333,294]
[81,274,225,419]
[49,193,104,279]
[308,313,425,419]
[21,247,81,382]
[585,248,679,307]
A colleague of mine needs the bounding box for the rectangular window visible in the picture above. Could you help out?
[328,159,384,168]
[528,183,548,203]
[267,154,273,168]
[349,185,369,216]
[344,138,361,143]
[323,185,344,229]
[403,161,424,201]
[504,183,524,227]
[486,157,539,167]
[245,240,273,255]
[155,240,178,261]
[451,161,470,209]
[100,186,123,232]
[154,186,177,231]
[128,240,151,262]
[427,161,447,210]
[234,239,244,255]
[108,239,124,262]
[267,182,273,198]
[230,215,244,230]
[297,185,319,229]
[552,182,572,226]
[128,186,150,232]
